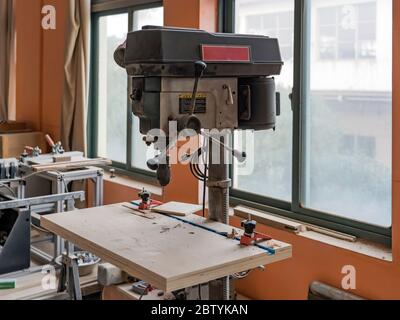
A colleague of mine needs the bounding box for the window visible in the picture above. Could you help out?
[234,0,294,202]
[227,0,392,244]
[339,134,377,158]
[317,2,377,60]
[131,7,164,171]
[96,13,128,164]
[306,0,391,228]
[90,2,163,176]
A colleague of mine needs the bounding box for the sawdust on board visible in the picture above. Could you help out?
[160,223,183,233]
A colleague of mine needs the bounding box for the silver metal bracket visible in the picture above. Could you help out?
[0,191,85,210]
[58,243,82,300]
[207,179,232,189]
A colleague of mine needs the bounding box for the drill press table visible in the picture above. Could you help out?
[41,203,292,293]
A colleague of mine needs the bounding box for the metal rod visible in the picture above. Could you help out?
[31,246,54,264]
[0,192,85,210]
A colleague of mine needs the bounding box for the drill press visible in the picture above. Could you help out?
[115,26,283,299]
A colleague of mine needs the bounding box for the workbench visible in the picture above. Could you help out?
[41,203,292,293]
[29,166,104,210]
[22,164,105,260]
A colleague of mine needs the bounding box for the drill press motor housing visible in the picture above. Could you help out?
[116,26,282,134]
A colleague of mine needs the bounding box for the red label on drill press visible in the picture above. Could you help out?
[201,45,251,62]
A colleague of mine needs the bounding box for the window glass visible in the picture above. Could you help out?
[131,7,164,170]
[95,7,163,170]
[97,13,128,163]
[303,0,392,227]
[234,0,294,202]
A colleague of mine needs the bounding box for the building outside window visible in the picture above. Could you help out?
[318,2,377,60]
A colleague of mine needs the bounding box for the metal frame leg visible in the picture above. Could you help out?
[94,171,104,207]
[59,241,82,300]
[56,176,66,213]
[17,180,26,199]
[55,176,66,258]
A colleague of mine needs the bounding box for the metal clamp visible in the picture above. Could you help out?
[58,242,82,300]
[207,179,232,189]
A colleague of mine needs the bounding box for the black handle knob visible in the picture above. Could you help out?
[147,157,160,171]
[194,61,207,78]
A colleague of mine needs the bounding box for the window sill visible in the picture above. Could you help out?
[234,205,392,262]
[299,230,392,262]
[103,170,163,197]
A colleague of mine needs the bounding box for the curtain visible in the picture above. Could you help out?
[0,0,13,121]
[61,0,91,153]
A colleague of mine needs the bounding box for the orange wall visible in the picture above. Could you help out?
[232,218,400,300]
[87,178,162,208]
[14,0,42,131]
[40,0,67,141]
[12,0,400,300]
[164,0,217,31]
[14,0,66,141]
[392,0,400,263]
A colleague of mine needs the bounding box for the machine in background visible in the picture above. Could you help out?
[0,135,110,276]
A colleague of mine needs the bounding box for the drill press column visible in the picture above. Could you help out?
[207,135,230,224]
[207,134,231,300]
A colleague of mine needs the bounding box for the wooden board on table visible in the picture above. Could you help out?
[41,203,292,292]
[151,202,203,217]
[0,132,46,158]
[234,205,306,234]
[31,158,112,172]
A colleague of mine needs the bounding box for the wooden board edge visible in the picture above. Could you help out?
[151,202,203,217]
[165,247,293,292]
[41,217,169,292]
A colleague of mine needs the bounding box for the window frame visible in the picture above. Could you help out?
[221,0,392,246]
[88,0,163,183]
